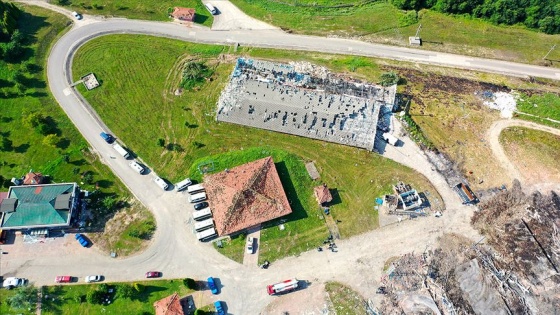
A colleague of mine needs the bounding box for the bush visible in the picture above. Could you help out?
[7,285,37,310]
[133,283,144,292]
[86,289,104,304]
[157,138,165,147]
[128,220,156,239]
[116,284,135,299]
[42,134,59,147]
[183,278,196,289]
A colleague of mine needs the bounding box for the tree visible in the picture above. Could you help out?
[157,138,165,147]
[116,284,135,299]
[180,60,213,90]
[22,111,44,129]
[183,278,196,290]
[379,72,400,87]
[7,285,37,310]
[42,134,59,147]
[102,196,117,210]
[86,289,104,304]
[0,136,12,151]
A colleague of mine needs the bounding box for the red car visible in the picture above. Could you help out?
[55,276,72,283]
[145,271,161,278]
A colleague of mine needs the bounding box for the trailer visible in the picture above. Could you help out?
[382,133,399,146]
[187,184,205,194]
[193,208,212,221]
[112,143,130,158]
[196,227,216,241]
[194,218,214,232]
[267,278,299,295]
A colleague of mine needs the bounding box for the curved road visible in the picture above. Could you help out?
[2,1,559,313]
[486,119,560,186]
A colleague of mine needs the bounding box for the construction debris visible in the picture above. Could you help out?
[216,58,396,151]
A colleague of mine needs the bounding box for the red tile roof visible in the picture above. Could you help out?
[314,184,332,205]
[153,293,184,315]
[204,156,292,235]
[23,172,44,185]
[171,7,195,22]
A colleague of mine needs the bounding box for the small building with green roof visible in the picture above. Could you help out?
[0,183,79,230]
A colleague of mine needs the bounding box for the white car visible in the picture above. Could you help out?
[154,176,169,191]
[246,236,254,254]
[129,161,145,174]
[3,277,27,289]
[85,275,103,283]
[71,11,83,20]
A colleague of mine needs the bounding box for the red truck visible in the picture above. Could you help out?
[267,278,299,295]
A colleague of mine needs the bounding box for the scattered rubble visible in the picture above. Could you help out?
[477,90,518,119]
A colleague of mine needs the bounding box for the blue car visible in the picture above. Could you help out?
[214,301,225,315]
[207,277,219,294]
[75,233,90,247]
[99,132,115,144]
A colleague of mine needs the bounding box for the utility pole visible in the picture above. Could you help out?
[415,24,422,38]
[543,44,557,60]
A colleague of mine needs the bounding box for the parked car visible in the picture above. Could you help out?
[154,176,169,191]
[246,236,254,254]
[145,271,161,278]
[71,11,83,20]
[129,161,145,174]
[193,202,209,210]
[55,276,72,283]
[2,277,27,289]
[85,275,103,283]
[75,233,90,247]
[207,277,218,294]
[99,132,114,144]
[214,301,225,315]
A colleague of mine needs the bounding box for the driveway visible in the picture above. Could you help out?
[204,0,278,31]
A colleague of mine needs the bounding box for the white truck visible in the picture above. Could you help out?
[112,143,130,158]
[382,133,399,146]
[3,277,28,289]
[267,278,299,295]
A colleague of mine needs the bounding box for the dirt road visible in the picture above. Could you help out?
[486,119,560,186]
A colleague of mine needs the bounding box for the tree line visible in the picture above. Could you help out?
[390,0,560,34]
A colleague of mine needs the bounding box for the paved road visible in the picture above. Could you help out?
[2,1,559,313]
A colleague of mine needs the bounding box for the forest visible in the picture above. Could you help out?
[391,0,560,34]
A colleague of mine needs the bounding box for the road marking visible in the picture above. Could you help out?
[63,88,72,96]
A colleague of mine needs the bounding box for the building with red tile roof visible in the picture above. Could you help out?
[314,184,332,206]
[153,293,184,315]
[204,156,292,236]
[171,7,195,22]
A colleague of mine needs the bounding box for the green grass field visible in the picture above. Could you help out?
[500,127,560,184]
[0,288,34,315]
[40,280,195,315]
[60,0,213,26]
[72,35,439,260]
[231,0,560,65]
[325,281,367,314]
[0,5,153,256]
[515,92,560,128]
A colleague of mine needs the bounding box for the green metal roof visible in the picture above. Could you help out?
[1,183,77,229]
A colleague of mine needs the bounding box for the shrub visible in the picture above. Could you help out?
[183,278,196,289]
[7,285,37,310]
[116,284,135,299]
[157,138,165,147]
[42,134,59,147]
[379,72,400,87]
[86,289,104,304]
[133,283,144,292]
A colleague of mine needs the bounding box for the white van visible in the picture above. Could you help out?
[175,178,192,192]
[112,143,130,159]
[189,192,207,203]
[187,184,205,194]
[205,3,217,15]
[154,176,169,191]
[129,161,145,174]
[193,208,212,221]
[196,227,217,241]
[194,218,214,232]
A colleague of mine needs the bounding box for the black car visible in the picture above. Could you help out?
[194,202,208,210]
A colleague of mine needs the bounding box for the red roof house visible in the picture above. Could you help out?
[23,172,44,185]
[171,7,196,22]
[153,293,184,315]
[204,156,292,236]
[314,184,333,206]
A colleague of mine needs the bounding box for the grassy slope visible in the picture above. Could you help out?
[231,0,560,65]
[0,5,153,257]
[41,280,194,314]
[515,93,560,128]
[71,35,439,256]
[62,0,213,26]
[500,127,560,184]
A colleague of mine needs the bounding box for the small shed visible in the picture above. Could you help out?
[171,7,196,22]
[23,172,44,185]
[314,184,333,206]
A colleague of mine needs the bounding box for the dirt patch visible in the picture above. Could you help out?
[262,281,329,314]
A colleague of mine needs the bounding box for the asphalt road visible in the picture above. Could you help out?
[3,2,560,313]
